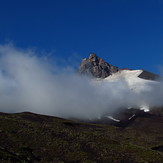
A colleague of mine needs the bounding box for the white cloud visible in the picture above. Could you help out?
[0,44,162,120]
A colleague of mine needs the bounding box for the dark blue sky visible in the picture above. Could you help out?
[0,0,163,74]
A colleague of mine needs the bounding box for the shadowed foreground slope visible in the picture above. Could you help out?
[0,112,163,162]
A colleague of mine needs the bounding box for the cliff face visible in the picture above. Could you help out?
[78,53,119,78]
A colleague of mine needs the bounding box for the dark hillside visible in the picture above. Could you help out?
[0,111,163,162]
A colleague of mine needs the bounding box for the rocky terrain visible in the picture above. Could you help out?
[78,53,119,78]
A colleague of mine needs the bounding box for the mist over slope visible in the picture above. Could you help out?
[0,44,162,120]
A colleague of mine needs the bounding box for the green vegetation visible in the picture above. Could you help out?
[0,112,163,162]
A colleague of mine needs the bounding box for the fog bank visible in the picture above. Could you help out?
[0,44,162,119]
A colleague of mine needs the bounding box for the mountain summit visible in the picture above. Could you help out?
[77,54,160,125]
[78,53,119,78]
[78,53,159,81]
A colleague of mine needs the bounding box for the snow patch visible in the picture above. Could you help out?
[129,114,136,120]
[106,116,120,122]
[140,105,150,112]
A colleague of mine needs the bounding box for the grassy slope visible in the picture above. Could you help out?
[0,112,163,163]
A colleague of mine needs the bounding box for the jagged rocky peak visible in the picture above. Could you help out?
[78,53,119,78]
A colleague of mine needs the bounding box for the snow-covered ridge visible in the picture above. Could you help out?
[104,69,158,93]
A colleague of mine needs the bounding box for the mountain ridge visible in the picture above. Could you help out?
[78,53,159,81]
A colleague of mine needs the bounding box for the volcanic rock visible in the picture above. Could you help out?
[138,70,159,80]
[78,53,119,78]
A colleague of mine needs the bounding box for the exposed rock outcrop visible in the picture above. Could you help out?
[78,53,119,78]
[138,70,159,81]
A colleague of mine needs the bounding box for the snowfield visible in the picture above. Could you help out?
[104,69,157,93]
